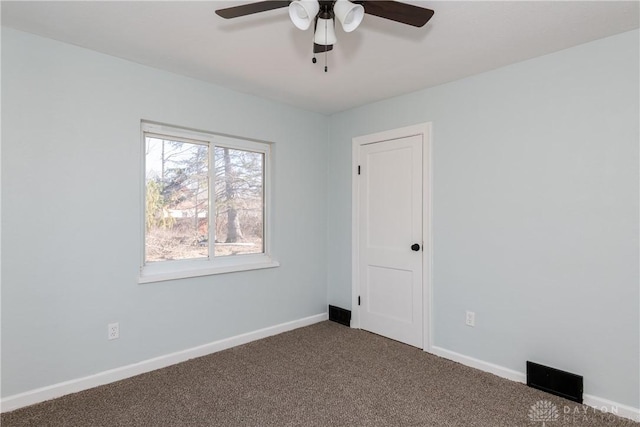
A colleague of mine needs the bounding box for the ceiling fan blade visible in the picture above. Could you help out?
[215,1,291,19]
[314,43,334,54]
[357,1,434,27]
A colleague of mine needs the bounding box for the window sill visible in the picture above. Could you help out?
[138,255,280,284]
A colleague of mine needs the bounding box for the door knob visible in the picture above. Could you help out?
[411,243,421,251]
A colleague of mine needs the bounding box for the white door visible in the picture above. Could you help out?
[358,134,423,348]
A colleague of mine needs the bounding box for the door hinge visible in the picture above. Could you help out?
[358,296,361,306]
[357,165,361,175]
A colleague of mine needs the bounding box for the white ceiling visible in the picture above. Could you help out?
[2,1,638,114]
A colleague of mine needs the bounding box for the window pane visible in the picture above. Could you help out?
[145,137,209,262]
[214,147,264,257]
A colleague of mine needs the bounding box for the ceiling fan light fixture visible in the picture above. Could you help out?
[334,0,364,32]
[288,0,320,31]
[314,17,337,46]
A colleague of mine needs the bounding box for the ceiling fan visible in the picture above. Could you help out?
[215,1,435,71]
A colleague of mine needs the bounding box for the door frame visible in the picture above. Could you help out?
[351,122,433,352]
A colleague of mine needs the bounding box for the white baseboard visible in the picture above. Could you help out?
[583,394,640,423]
[430,346,526,383]
[430,346,639,423]
[1,313,328,413]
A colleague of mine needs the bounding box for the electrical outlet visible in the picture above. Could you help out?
[108,322,119,340]
[465,311,475,327]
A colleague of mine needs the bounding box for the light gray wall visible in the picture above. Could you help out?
[327,30,639,407]
[1,28,328,397]
[3,25,639,410]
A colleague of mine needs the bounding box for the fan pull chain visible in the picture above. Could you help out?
[312,30,317,64]
[311,23,318,65]
[324,18,328,72]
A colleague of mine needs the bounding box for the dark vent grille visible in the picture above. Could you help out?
[527,361,583,403]
[328,305,351,327]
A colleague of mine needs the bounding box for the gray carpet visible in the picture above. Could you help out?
[2,321,636,426]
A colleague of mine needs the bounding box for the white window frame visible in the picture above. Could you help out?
[139,122,278,284]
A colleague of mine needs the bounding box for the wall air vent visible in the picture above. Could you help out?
[527,361,583,403]
[328,305,351,327]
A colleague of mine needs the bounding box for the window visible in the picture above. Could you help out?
[140,123,277,283]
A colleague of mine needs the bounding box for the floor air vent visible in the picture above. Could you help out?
[526,361,583,403]
[328,305,351,327]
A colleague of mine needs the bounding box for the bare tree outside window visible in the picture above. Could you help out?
[144,135,264,263]
[214,147,264,257]
[145,137,209,262]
